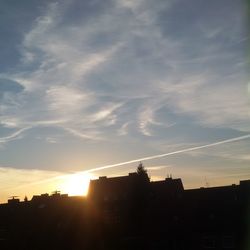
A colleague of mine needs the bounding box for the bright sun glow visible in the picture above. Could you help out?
[57,172,94,196]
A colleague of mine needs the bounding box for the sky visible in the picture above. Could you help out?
[0,0,249,203]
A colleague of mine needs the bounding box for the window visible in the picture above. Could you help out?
[223,235,234,249]
[202,235,216,249]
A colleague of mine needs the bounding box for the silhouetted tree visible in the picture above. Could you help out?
[129,162,150,234]
[137,162,149,181]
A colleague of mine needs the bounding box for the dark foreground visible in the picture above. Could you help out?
[0,170,249,250]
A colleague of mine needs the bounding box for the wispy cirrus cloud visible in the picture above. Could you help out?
[117,122,131,136]
[147,165,170,171]
[1,2,124,142]
[0,0,248,178]
[0,127,31,145]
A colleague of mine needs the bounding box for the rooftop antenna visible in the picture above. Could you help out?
[166,173,171,178]
[52,190,61,195]
[205,177,209,188]
[8,196,19,200]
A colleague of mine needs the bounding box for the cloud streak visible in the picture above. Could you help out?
[13,134,249,190]
[84,134,250,173]
[0,0,248,182]
[0,127,31,144]
[1,0,248,144]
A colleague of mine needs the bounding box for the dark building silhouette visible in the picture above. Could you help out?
[87,165,249,250]
[7,196,20,205]
[0,164,249,250]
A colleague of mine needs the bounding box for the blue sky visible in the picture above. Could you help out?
[0,0,249,201]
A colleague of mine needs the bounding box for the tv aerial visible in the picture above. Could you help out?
[8,196,19,199]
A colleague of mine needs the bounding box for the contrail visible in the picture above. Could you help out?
[84,134,250,174]
[6,134,250,191]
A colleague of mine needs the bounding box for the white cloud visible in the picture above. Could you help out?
[46,86,88,113]
[0,117,22,128]
[0,2,125,143]
[138,106,157,136]
[46,137,58,144]
[173,78,250,129]
[118,122,131,136]
[0,127,31,145]
[147,165,170,171]
[1,0,248,150]
[63,127,103,141]
[89,103,123,123]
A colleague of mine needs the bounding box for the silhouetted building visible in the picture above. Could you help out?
[7,197,20,205]
[88,171,150,203]
[88,170,249,250]
[0,165,249,250]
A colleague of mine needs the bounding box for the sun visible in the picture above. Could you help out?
[58,172,94,196]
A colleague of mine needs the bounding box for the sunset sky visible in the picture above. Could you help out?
[0,0,249,203]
